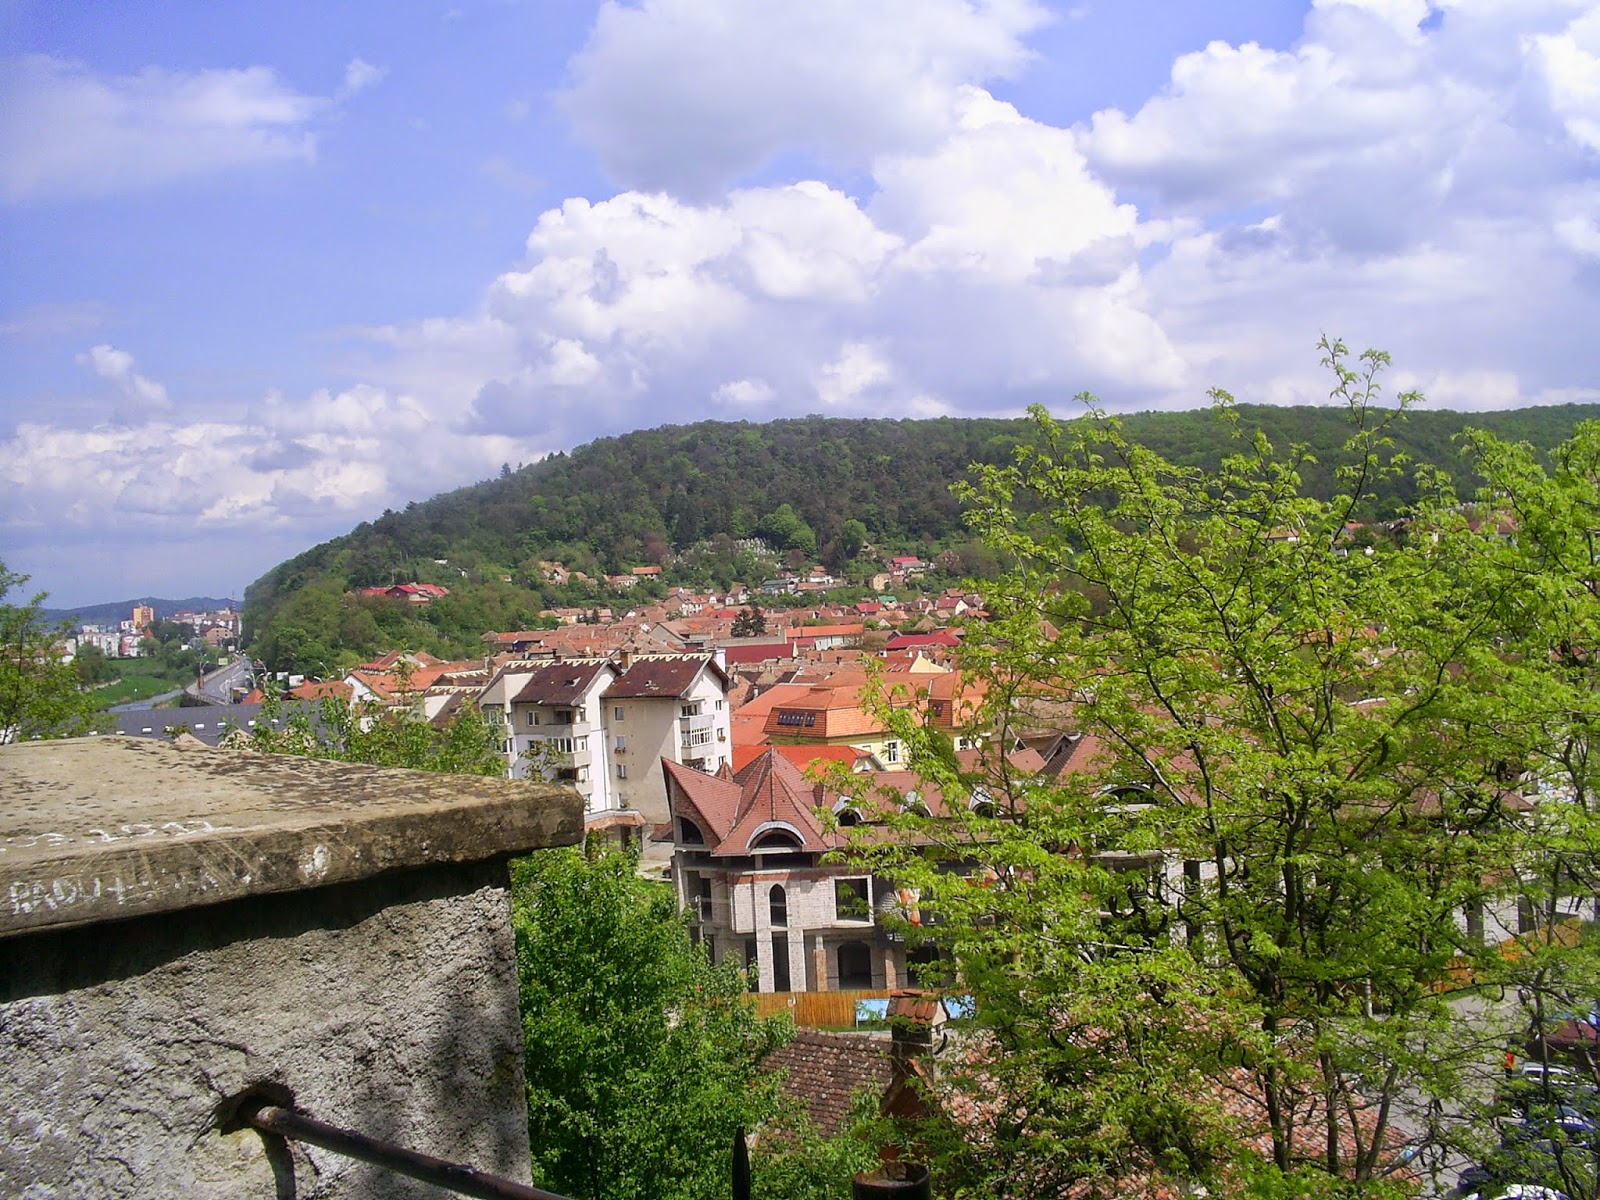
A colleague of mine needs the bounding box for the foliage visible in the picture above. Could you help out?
[242,407,1600,673]
[749,1094,885,1200]
[1444,419,1600,1199]
[0,562,105,741]
[848,346,1576,1196]
[732,603,769,637]
[239,690,507,777]
[511,844,792,1200]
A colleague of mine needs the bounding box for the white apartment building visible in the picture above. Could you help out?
[477,651,732,837]
[601,653,732,828]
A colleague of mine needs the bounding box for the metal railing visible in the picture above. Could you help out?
[242,1100,567,1200]
[237,1098,756,1200]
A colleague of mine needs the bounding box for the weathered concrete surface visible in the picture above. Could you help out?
[0,859,535,1199]
[0,736,582,936]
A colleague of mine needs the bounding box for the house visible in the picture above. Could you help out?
[603,653,733,831]
[506,660,621,816]
[356,583,450,604]
[662,749,907,993]
[475,651,734,842]
[784,623,866,653]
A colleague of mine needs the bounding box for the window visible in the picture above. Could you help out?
[693,874,713,921]
[752,830,802,851]
[576,767,589,783]
[769,884,788,928]
[776,711,817,728]
[680,818,705,845]
[837,942,873,989]
[771,933,791,991]
[614,706,625,720]
[614,735,626,752]
[744,938,759,990]
[526,711,538,727]
[969,786,997,818]
[883,739,900,763]
[681,702,702,718]
[835,878,871,922]
[715,698,725,710]
[616,763,627,779]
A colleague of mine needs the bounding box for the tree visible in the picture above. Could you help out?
[852,346,1553,1197]
[0,563,104,742]
[240,691,507,777]
[732,603,768,637]
[512,845,792,1200]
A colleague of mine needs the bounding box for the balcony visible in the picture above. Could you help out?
[679,715,715,752]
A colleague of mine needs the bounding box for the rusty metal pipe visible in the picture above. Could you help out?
[244,1102,569,1200]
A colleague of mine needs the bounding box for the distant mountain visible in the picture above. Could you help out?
[241,405,1600,672]
[41,597,239,628]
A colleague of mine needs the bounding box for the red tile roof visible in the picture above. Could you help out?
[763,1031,895,1138]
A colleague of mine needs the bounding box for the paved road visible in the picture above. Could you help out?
[188,655,254,706]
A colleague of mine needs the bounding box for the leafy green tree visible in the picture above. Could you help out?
[0,563,104,742]
[1440,421,1600,1199]
[853,346,1550,1197]
[512,845,792,1200]
[731,603,768,637]
[840,518,869,561]
[240,692,507,777]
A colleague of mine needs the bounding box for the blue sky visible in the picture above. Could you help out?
[3,0,1598,606]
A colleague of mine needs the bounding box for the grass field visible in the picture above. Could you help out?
[92,674,186,708]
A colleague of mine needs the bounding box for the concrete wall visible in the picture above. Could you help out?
[0,859,532,1199]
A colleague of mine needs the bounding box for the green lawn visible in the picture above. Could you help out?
[92,674,186,708]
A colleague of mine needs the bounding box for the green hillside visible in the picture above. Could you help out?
[242,404,1600,673]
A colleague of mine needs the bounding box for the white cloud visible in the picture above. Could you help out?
[0,383,536,537]
[0,55,325,202]
[13,0,1600,604]
[1528,7,1600,151]
[712,378,775,406]
[77,343,169,408]
[341,57,386,97]
[562,0,1051,195]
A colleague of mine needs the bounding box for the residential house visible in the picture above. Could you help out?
[506,660,621,817]
[602,653,733,829]
[662,750,906,993]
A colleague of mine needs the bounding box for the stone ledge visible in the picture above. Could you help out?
[0,736,582,938]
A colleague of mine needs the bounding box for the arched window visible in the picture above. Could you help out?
[969,786,997,818]
[678,817,705,845]
[837,941,873,989]
[901,790,930,817]
[751,830,802,851]
[833,797,862,827]
[769,884,788,928]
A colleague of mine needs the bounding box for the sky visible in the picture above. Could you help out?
[2,0,1599,607]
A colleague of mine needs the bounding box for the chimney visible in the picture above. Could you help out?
[886,989,936,1078]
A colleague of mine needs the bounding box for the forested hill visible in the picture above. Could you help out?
[242,404,1600,668]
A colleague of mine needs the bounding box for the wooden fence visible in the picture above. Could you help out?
[752,989,893,1028]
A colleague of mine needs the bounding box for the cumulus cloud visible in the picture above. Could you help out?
[0,383,537,537]
[340,57,386,97]
[77,344,169,408]
[11,0,1600,603]
[0,55,330,202]
[562,0,1051,196]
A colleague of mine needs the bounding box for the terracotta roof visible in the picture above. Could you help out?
[763,1031,895,1138]
[663,749,839,856]
[730,743,871,774]
[287,679,352,702]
